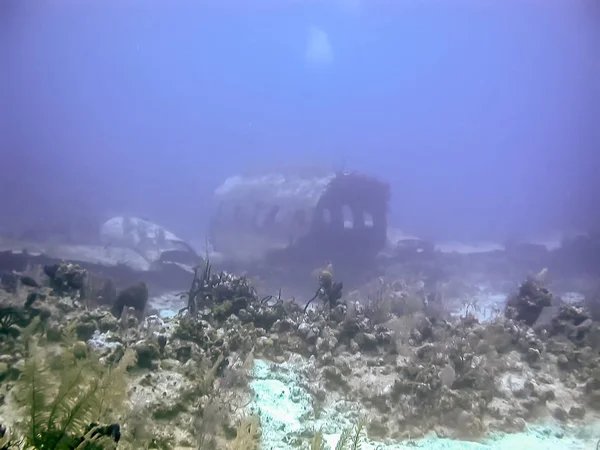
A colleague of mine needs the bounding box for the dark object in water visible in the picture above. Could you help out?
[44,263,87,293]
[0,306,28,335]
[86,422,120,443]
[504,279,553,326]
[0,419,119,449]
[86,274,118,307]
[303,269,343,313]
[532,305,560,332]
[111,281,148,318]
[24,292,45,308]
[96,278,117,306]
[19,275,38,287]
[0,423,11,450]
[184,258,257,316]
[43,264,59,279]
[210,171,390,273]
[0,272,19,293]
[70,423,121,449]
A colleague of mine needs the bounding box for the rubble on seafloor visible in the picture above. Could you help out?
[0,261,600,449]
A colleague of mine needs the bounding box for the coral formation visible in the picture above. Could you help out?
[505,278,553,325]
[0,260,263,449]
[0,314,135,449]
[44,263,87,297]
[1,248,599,449]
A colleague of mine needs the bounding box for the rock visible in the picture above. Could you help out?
[549,304,594,343]
[318,352,334,365]
[24,292,44,308]
[297,322,310,338]
[504,279,553,326]
[0,362,8,378]
[536,388,555,403]
[569,405,586,419]
[375,327,394,346]
[439,364,456,388]
[237,309,252,323]
[46,324,63,341]
[44,263,87,295]
[98,314,119,332]
[526,348,541,363]
[415,343,437,360]
[157,334,168,351]
[330,305,346,322]
[0,272,19,293]
[271,318,296,333]
[317,335,338,353]
[503,416,527,432]
[75,320,97,341]
[175,345,193,363]
[456,410,482,436]
[588,391,600,410]
[160,358,181,371]
[306,328,319,345]
[322,366,349,391]
[72,341,89,358]
[355,332,378,350]
[57,297,77,313]
[496,373,529,398]
[252,305,281,330]
[92,277,117,306]
[19,275,38,288]
[552,406,568,422]
[556,354,569,369]
[121,307,139,328]
[134,340,161,369]
[413,314,433,341]
[112,282,148,318]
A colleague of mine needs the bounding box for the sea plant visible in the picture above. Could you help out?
[228,416,260,450]
[7,318,136,449]
[179,255,257,317]
[311,421,367,450]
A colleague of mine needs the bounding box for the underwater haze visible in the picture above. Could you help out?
[1,0,598,242]
[3,3,600,450]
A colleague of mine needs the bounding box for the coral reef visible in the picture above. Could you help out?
[0,261,263,449]
[44,263,87,297]
[505,278,554,326]
[0,314,134,449]
[1,254,599,449]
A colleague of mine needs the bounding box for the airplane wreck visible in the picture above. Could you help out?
[209,171,391,271]
[0,171,391,290]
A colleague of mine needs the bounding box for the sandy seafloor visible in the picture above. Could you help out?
[148,263,597,448]
[250,358,600,450]
[146,292,600,449]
